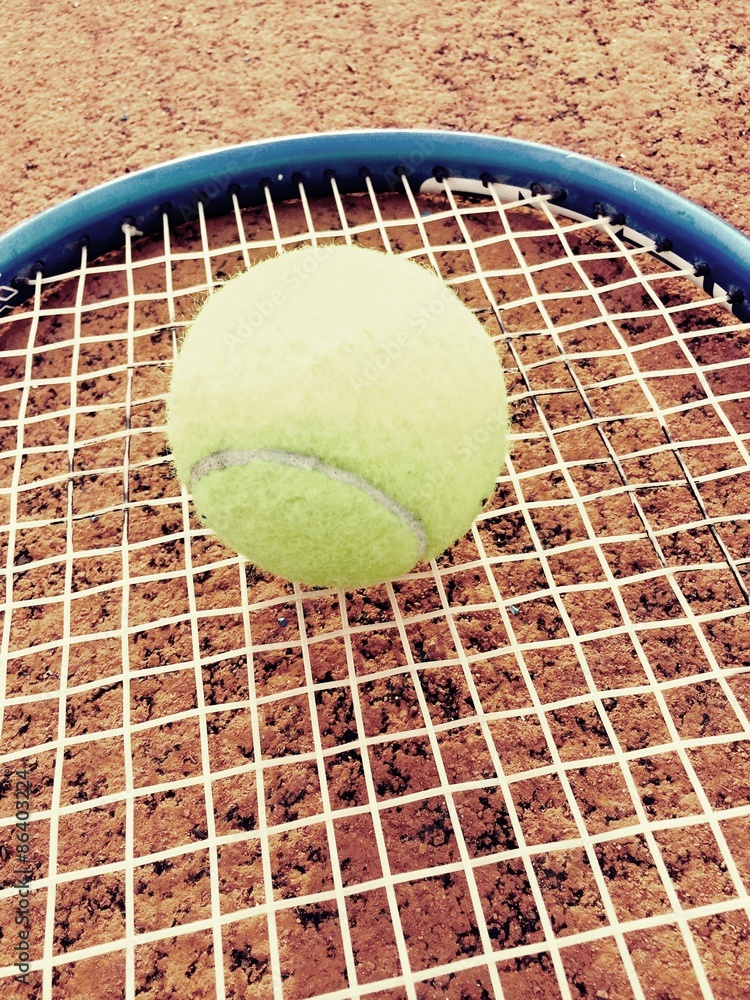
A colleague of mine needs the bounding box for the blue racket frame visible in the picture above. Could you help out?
[2,128,750,321]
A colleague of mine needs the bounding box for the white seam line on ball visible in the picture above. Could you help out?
[190,448,429,558]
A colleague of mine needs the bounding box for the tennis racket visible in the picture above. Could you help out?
[1,129,749,1000]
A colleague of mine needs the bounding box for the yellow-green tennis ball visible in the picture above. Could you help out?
[167,244,507,589]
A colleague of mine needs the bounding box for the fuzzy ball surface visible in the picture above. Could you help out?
[167,244,507,589]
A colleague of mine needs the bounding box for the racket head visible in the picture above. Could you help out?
[1,129,750,999]
[2,129,749,321]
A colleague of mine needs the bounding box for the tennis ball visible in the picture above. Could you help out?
[167,244,507,589]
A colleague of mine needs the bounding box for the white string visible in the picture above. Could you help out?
[1,176,749,1000]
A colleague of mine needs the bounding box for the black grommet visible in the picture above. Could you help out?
[694,261,711,277]
[431,164,446,181]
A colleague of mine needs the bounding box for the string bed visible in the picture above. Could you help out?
[1,171,749,1000]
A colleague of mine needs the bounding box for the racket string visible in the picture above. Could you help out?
[1,174,750,998]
